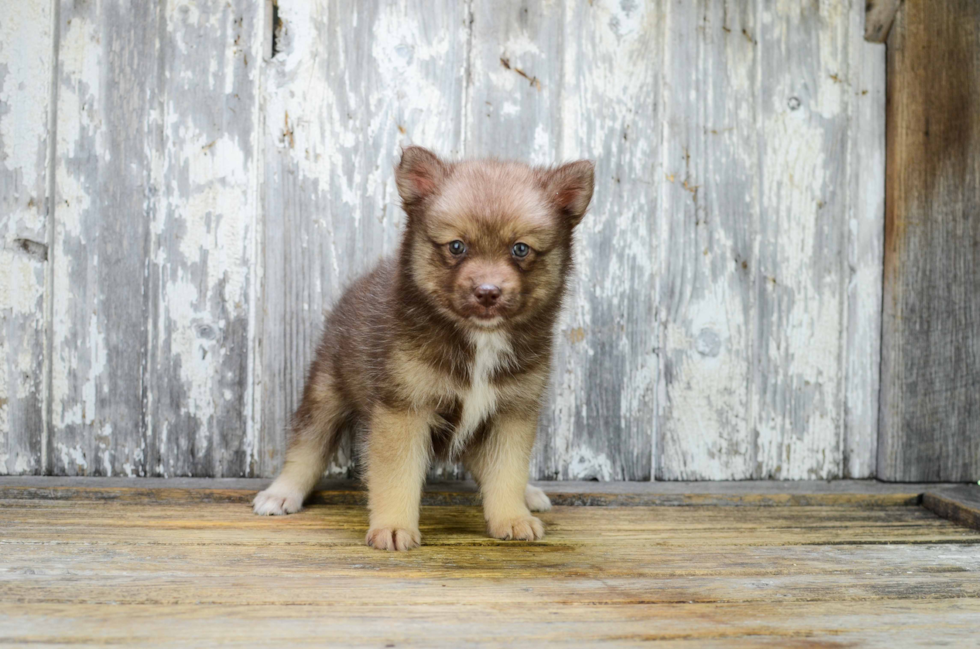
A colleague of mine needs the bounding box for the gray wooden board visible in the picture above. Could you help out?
[658,0,884,480]
[0,2,55,475]
[145,0,262,477]
[48,0,158,476]
[878,0,980,481]
[658,0,759,480]
[257,0,469,479]
[0,475,964,497]
[753,0,849,479]
[463,0,659,480]
[3,476,973,510]
[1,0,886,482]
[844,4,886,479]
[923,486,980,532]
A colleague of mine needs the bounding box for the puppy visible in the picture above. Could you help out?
[253,146,594,551]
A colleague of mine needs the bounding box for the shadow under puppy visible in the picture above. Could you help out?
[254,146,594,551]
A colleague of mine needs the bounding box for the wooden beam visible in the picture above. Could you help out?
[879,0,980,481]
[923,486,980,531]
[0,476,965,508]
[865,0,903,43]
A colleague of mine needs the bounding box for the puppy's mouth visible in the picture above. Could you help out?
[473,308,501,320]
[471,314,504,328]
[458,303,508,324]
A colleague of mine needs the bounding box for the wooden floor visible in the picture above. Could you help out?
[1,482,980,647]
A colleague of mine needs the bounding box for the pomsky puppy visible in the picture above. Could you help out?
[253,146,594,551]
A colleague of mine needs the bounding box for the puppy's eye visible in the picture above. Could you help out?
[448,240,466,255]
[512,242,530,258]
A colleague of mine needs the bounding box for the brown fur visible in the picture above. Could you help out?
[253,147,594,550]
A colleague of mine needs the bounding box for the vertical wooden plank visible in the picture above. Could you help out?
[49,0,158,475]
[464,0,562,479]
[465,0,561,160]
[843,0,885,478]
[879,0,980,481]
[658,0,758,480]
[752,0,851,479]
[0,1,55,474]
[258,0,467,478]
[554,0,660,480]
[145,0,263,477]
[658,0,880,480]
[465,0,659,480]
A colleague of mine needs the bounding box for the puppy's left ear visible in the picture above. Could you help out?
[396,146,447,209]
[543,160,595,228]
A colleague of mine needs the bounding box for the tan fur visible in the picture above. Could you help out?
[464,412,543,540]
[253,147,594,550]
[253,374,345,516]
[363,407,431,550]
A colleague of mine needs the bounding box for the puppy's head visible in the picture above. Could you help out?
[396,146,594,329]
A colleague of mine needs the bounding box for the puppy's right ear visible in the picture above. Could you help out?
[395,146,446,207]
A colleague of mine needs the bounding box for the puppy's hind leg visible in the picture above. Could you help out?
[524,484,552,512]
[253,371,346,516]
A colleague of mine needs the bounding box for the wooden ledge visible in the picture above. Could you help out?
[922,486,980,532]
[1,476,973,511]
[1,477,977,531]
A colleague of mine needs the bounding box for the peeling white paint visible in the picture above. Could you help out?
[0,0,54,475]
[2,0,884,481]
[567,447,614,482]
[56,443,88,473]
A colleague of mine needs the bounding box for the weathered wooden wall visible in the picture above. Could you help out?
[878,0,980,482]
[0,0,884,480]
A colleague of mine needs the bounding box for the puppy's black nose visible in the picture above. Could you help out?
[474,284,501,307]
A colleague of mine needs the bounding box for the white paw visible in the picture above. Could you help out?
[525,484,552,512]
[252,482,306,515]
[366,527,421,551]
[487,514,545,541]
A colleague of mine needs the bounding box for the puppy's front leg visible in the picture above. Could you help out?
[466,412,544,541]
[364,407,431,551]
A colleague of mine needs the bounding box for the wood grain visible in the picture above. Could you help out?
[258,0,468,479]
[0,0,886,481]
[0,1,54,475]
[145,0,263,477]
[3,601,980,648]
[0,489,978,646]
[658,0,883,480]
[476,0,663,480]
[0,479,932,507]
[923,486,980,532]
[844,4,886,479]
[864,0,903,43]
[658,0,758,480]
[49,0,159,476]
[879,0,980,481]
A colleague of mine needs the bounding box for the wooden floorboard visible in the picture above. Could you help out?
[1,487,979,646]
[1,477,968,507]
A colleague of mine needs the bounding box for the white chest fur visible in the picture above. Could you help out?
[451,329,511,456]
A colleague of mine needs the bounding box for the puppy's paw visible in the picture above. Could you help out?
[252,483,305,515]
[524,484,552,512]
[487,515,545,541]
[366,527,421,551]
